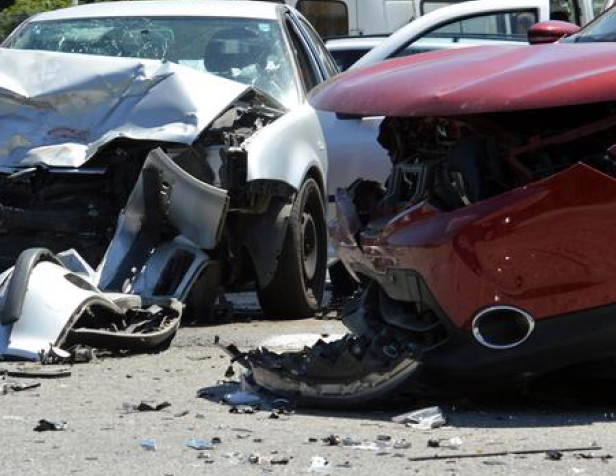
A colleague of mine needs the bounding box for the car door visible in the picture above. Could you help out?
[355,0,550,68]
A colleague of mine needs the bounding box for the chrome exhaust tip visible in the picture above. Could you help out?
[472,305,534,350]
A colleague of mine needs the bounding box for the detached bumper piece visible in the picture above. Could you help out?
[0,248,181,360]
[245,285,447,408]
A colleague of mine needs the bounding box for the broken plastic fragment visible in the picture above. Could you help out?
[392,406,447,429]
[33,419,67,432]
[122,401,171,413]
[546,450,564,461]
[308,456,330,473]
[1,381,40,395]
[139,438,157,451]
[440,437,463,449]
[186,438,216,450]
[393,439,412,450]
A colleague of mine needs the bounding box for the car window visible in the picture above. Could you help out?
[594,0,608,15]
[296,0,348,37]
[285,19,320,93]
[330,47,369,71]
[298,17,339,76]
[6,17,300,108]
[429,10,538,36]
[563,4,616,41]
[420,0,457,15]
[393,9,539,58]
[550,0,581,23]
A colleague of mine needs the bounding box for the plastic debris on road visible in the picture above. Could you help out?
[33,419,67,432]
[392,406,447,429]
[186,438,219,450]
[139,439,157,451]
[308,456,330,473]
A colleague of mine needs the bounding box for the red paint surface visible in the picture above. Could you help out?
[528,20,581,45]
[359,164,616,330]
[310,44,616,117]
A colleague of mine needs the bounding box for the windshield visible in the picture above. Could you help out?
[563,6,616,42]
[5,17,299,108]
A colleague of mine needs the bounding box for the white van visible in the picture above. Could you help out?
[284,0,606,36]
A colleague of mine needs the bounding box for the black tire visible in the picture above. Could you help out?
[257,178,327,318]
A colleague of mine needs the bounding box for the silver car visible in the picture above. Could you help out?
[0,0,344,359]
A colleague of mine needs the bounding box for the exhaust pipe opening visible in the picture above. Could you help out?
[472,305,534,350]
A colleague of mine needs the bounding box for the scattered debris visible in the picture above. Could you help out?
[122,401,171,413]
[186,438,220,451]
[439,437,464,450]
[323,434,342,446]
[575,453,613,461]
[229,405,256,414]
[407,446,602,462]
[393,440,412,450]
[546,450,564,461]
[1,381,40,395]
[33,419,67,432]
[139,439,157,451]
[392,406,447,429]
[1,367,71,379]
[308,456,330,473]
[197,453,215,464]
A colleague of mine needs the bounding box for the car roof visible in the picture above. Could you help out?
[30,0,281,22]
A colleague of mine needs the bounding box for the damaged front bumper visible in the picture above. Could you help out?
[242,163,616,406]
[0,147,228,360]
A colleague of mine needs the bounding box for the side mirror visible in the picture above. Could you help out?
[528,21,581,45]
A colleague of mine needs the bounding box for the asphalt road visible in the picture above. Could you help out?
[2,296,616,475]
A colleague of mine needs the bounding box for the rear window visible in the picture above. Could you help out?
[429,9,539,37]
[296,0,348,37]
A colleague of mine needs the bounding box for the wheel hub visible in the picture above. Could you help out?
[301,212,318,282]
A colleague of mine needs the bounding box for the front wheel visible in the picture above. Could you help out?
[257,178,327,319]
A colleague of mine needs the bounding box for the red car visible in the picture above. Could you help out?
[241,10,616,406]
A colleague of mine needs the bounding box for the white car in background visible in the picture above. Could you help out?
[320,0,553,196]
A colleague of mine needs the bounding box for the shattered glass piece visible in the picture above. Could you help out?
[186,438,215,450]
[393,439,412,450]
[308,456,330,473]
[139,438,157,451]
[33,419,67,432]
[440,437,463,449]
[222,390,262,406]
[392,406,447,429]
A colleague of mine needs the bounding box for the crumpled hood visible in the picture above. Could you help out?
[0,48,249,168]
[309,43,616,117]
